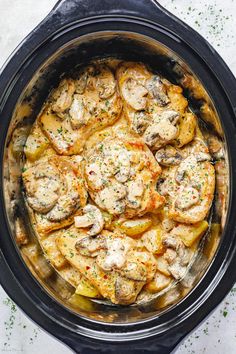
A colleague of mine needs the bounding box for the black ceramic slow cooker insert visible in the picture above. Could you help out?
[1,1,236,353]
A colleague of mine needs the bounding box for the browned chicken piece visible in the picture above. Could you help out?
[22,155,87,233]
[56,227,154,305]
[162,234,192,280]
[116,62,190,150]
[157,138,215,224]
[169,154,215,223]
[51,78,76,118]
[39,64,122,155]
[84,134,165,218]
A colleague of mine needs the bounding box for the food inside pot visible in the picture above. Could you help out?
[20,59,215,305]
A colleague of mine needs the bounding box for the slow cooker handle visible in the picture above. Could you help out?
[50,0,168,24]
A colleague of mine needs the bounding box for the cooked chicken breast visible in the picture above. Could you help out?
[84,133,165,218]
[39,64,122,155]
[22,155,87,233]
[116,61,190,150]
[56,227,151,304]
[157,138,215,223]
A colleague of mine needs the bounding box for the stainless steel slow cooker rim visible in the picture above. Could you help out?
[0,2,236,352]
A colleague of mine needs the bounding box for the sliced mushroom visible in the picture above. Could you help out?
[131,111,150,134]
[115,276,138,305]
[207,136,224,160]
[96,238,128,271]
[162,235,191,280]
[95,65,116,99]
[195,152,211,162]
[51,79,75,118]
[155,145,183,166]
[143,110,180,147]
[75,235,107,257]
[146,76,170,106]
[160,110,180,125]
[23,164,62,213]
[122,78,148,110]
[46,165,81,222]
[74,204,104,236]
[75,67,90,94]
[69,94,87,129]
[96,182,127,215]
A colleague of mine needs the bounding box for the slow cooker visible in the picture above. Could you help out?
[1,0,236,353]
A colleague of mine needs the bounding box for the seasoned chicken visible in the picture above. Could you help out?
[56,227,154,305]
[116,61,189,150]
[22,155,87,233]
[84,134,165,218]
[157,137,215,224]
[39,64,122,155]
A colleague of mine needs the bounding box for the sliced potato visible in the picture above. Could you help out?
[175,112,196,148]
[141,225,165,254]
[24,122,49,161]
[120,217,152,237]
[156,255,171,276]
[145,271,171,293]
[170,220,209,247]
[68,293,95,311]
[75,277,101,298]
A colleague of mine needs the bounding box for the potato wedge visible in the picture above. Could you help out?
[24,122,49,161]
[145,271,171,293]
[156,256,171,276]
[175,112,196,148]
[170,220,209,247]
[141,225,165,254]
[75,278,101,298]
[68,293,95,311]
[120,217,152,237]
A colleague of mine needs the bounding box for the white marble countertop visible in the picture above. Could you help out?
[0,0,236,353]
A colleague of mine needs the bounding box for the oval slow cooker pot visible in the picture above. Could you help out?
[1,0,236,353]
